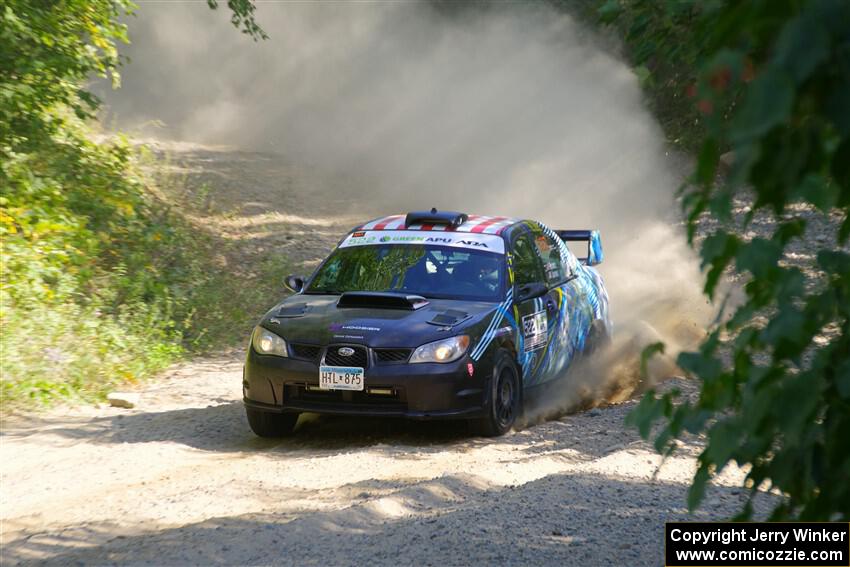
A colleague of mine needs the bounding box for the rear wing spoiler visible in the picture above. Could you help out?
[555,230,603,266]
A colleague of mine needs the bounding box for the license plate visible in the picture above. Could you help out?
[319,366,365,391]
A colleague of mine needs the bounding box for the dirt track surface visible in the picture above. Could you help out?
[1,144,775,566]
[2,365,768,566]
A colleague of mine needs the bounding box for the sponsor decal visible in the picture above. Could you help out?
[341,230,505,254]
[329,323,381,332]
[467,363,475,377]
[348,235,377,244]
[344,325,380,332]
[522,310,548,352]
[457,239,488,248]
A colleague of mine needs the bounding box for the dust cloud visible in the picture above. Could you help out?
[100,1,714,414]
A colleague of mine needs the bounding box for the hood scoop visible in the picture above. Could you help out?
[276,304,309,318]
[427,309,471,327]
[337,292,429,311]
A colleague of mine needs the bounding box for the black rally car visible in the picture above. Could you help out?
[243,210,611,436]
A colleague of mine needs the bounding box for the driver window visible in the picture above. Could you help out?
[512,234,545,286]
[534,233,569,286]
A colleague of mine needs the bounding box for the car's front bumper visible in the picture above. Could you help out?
[243,348,490,419]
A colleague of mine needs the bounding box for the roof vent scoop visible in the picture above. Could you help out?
[405,209,468,229]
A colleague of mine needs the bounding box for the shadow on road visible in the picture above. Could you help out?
[1,402,484,453]
[2,398,639,460]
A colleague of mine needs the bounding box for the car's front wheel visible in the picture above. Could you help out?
[246,407,299,437]
[474,356,520,437]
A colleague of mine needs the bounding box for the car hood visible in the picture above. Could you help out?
[259,294,500,348]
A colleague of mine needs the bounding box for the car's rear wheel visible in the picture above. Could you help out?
[474,357,520,437]
[246,407,299,437]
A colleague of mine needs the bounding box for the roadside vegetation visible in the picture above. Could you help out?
[0,0,275,408]
[598,0,850,520]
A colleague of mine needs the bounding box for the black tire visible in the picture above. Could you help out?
[246,407,299,437]
[474,355,521,437]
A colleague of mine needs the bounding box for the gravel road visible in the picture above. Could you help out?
[1,143,782,566]
[1,365,772,566]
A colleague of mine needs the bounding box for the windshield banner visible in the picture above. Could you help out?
[340,230,505,254]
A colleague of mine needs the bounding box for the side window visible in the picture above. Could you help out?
[534,233,569,286]
[511,234,546,286]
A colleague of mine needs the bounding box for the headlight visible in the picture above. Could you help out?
[251,326,288,357]
[409,335,470,364]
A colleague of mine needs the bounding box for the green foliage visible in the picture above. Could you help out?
[1,0,277,408]
[0,110,289,407]
[594,0,710,150]
[1,0,133,150]
[206,0,268,40]
[605,0,850,520]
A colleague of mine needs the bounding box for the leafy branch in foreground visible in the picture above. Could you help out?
[606,0,850,520]
[207,0,268,40]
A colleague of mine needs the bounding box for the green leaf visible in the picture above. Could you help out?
[640,341,666,380]
[598,0,622,23]
[761,307,808,359]
[817,250,850,275]
[773,12,829,84]
[634,64,653,88]
[831,139,850,192]
[696,138,719,186]
[836,359,850,399]
[730,69,795,144]
[688,463,710,511]
[792,174,837,213]
[700,231,739,298]
[626,390,668,439]
[826,77,850,136]
[774,268,805,305]
[708,187,735,222]
[736,238,781,279]
[774,371,823,445]
[704,419,740,469]
[677,350,722,382]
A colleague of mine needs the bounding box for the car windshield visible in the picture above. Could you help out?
[306,245,504,301]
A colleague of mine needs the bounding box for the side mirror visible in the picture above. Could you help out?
[284,275,305,293]
[586,230,603,266]
[515,282,548,302]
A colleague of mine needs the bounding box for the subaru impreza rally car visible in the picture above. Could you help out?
[243,210,611,437]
